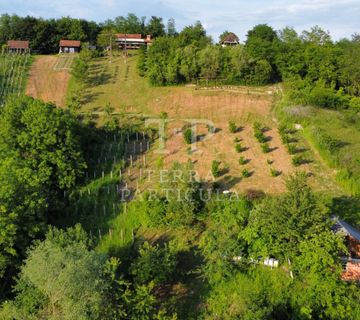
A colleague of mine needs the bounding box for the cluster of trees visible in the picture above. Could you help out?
[101,14,176,38]
[139,23,286,86]
[0,96,86,298]
[0,15,99,53]
[0,225,177,319]
[140,23,360,110]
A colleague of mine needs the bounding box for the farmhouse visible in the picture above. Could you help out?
[59,40,81,53]
[7,40,30,53]
[221,32,240,47]
[115,34,152,50]
[332,217,360,281]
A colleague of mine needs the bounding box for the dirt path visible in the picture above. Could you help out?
[26,55,70,107]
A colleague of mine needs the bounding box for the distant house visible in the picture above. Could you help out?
[7,40,30,53]
[59,40,81,53]
[332,217,360,281]
[221,32,240,47]
[115,34,152,50]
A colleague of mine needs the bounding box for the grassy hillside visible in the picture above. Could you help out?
[68,52,342,196]
[277,103,360,196]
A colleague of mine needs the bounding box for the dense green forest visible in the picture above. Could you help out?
[0,12,360,320]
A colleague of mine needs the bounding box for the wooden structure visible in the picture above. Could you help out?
[7,40,30,53]
[332,217,360,281]
[59,40,81,53]
[221,32,240,47]
[115,34,152,50]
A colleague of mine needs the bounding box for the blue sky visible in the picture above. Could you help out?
[1,0,359,41]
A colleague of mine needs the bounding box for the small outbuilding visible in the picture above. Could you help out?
[7,40,30,53]
[59,40,81,53]
[221,32,240,47]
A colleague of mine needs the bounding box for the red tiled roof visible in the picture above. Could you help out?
[221,32,240,44]
[7,40,29,49]
[59,40,81,47]
[116,34,142,39]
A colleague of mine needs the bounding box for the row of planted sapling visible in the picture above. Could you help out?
[253,121,281,177]
[279,124,310,167]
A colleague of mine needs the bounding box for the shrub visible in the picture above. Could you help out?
[211,160,221,178]
[311,127,344,154]
[235,143,243,153]
[254,131,267,143]
[239,156,247,165]
[292,155,304,167]
[287,143,297,155]
[349,97,360,110]
[280,133,291,144]
[234,137,241,143]
[267,159,273,165]
[130,241,177,284]
[270,168,281,177]
[229,121,238,133]
[242,168,251,178]
[261,143,271,153]
[253,122,262,132]
[309,84,349,109]
[183,128,193,144]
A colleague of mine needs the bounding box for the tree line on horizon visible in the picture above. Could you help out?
[0,13,174,53]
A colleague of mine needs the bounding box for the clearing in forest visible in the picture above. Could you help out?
[26,55,72,107]
[76,53,340,195]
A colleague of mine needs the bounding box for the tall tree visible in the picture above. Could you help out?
[146,16,165,38]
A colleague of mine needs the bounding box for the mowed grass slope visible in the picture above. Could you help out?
[77,53,341,195]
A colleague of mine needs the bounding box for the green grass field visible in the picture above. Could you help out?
[277,103,360,196]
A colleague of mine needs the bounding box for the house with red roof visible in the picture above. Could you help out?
[7,40,30,53]
[115,34,152,50]
[59,40,81,53]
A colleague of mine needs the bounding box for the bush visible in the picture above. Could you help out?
[239,156,247,165]
[254,131,267,143]
[287,143,297,155]
[183,128,193,144]
[311,127,343,154]
[253,122,263,132]
[130,241,177,285]
[309,85,349,109]
[234,137,241,143]
[349,97,360,110]
[211,160,222,178]
[267,159,273,165]
[242,168,251,178]
[280,132,291,144]
[229,121,238,133]
[235,143,243,153]
[261,143,271,153]
[292,155,304,167]
[270,168,281,177]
